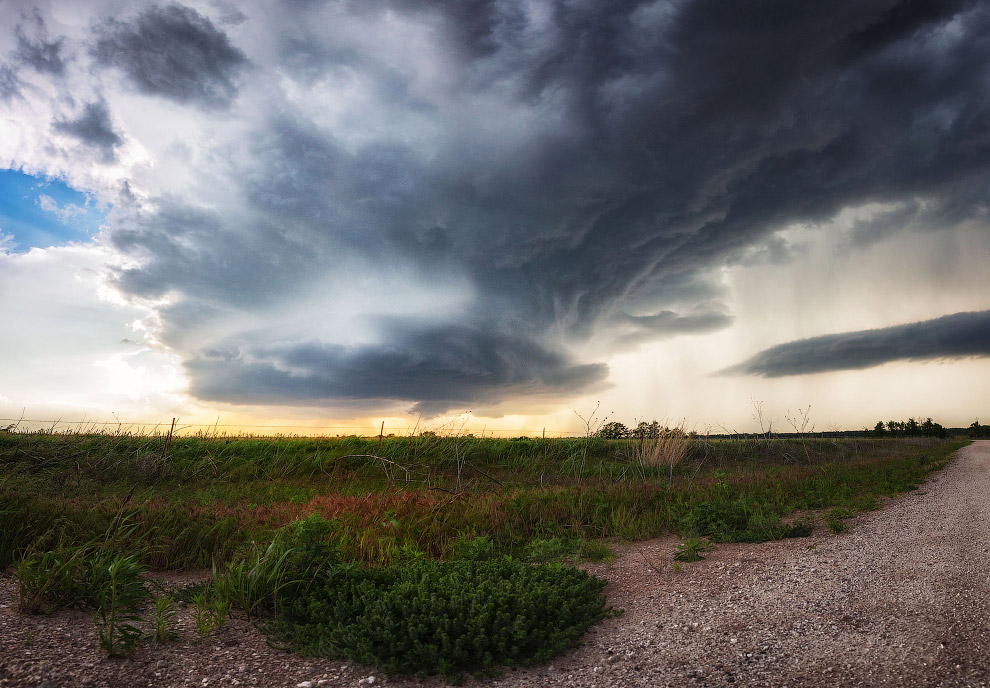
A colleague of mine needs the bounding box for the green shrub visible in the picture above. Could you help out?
[152,594,179,642]
[16,543,149,654]
[16,545,93,614]
[214,514,340,618]
[824,507,852,533]
[681,498,810,543]
[191,588,229,638]
[275,558,615,677]
[674,537,715,562]
[93,553,148,655]
[578,539,613,562]
[522,537,578,562]
[452,535,497,561]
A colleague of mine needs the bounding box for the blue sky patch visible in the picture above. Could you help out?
[0,168,107,251]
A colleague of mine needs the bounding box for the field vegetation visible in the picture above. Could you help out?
[0,427,967,676]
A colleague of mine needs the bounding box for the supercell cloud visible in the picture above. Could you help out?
[2,0,990,416]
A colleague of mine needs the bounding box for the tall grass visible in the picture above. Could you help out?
[0,430,965,569]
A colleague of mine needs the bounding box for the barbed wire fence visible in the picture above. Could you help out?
[0,416,579,439]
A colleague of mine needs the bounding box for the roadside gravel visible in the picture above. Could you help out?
[2,441,988,687]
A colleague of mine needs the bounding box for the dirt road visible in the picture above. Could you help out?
[2,441,988,687]
[489,440,990,687]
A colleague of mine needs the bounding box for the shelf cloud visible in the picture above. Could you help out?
[723,311,990,377]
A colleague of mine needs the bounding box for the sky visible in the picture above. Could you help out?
[1,0,989,436]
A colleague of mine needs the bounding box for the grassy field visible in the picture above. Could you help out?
[0,431,967,675]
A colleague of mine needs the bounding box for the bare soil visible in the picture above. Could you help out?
[2,441,988,688]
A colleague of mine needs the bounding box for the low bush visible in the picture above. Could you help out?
[680,497,801,543]
[274,558,615,677]
[674,537,715,562]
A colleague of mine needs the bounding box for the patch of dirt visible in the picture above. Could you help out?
[3,442,989,687]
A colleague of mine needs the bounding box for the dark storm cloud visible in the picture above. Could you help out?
[110,200,316,308]
[618,310,734,346]
[723,311,990,377]
[0,64,20,101]
[15,12,67,76]
[92,3,246,107]
[186,323,608,414]
[848,202,921,248]
[108,0,990,410]
[53,100,122,162]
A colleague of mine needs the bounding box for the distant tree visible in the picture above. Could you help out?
[632,420,661,440]
[873,421,886,437]
[920,417,947,438]
[596,421,630,440]
[969,419,990,438]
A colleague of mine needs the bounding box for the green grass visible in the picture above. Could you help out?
[0,433,966,569]
[0,431,967,673]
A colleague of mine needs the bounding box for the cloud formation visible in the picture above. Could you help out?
[723,311,990,377]
[92,3,246,107]
[15,11,66,76]
[3,0,990,415]
[187,322,608,415]
[53,100,122,162]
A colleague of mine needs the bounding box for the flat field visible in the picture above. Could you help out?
[0,432,964,568]
[0,432,967,682]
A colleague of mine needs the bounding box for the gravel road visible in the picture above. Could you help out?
[485,440,990,688]
[2,441,988,687]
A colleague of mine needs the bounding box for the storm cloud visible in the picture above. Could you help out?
[92,3,246,107]
[10,0,990,415]
[102,0,990,413]
[0,65,20,101]
[53,100,122,162]
[187,323,608,414]
[723,311,990,377]
[15,12,66,76]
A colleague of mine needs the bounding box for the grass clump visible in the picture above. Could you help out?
[16,542,150,655]
[673,537,715,562]
[93,552,147,655]
[152,594,179,643]
[274,558,615,678]
[191,588,230,638]
[214,514,340,618]
[824,507,852,533]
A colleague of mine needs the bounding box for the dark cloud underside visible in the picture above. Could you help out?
[187,324,608,414]
[103,0,990,412]
[53,101,122,162]
[723,311,990,377]
[92,3,246,107]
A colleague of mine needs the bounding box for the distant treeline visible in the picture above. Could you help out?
[867,418,990,439]
[871,418,947,438]
[595,417,988,441]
